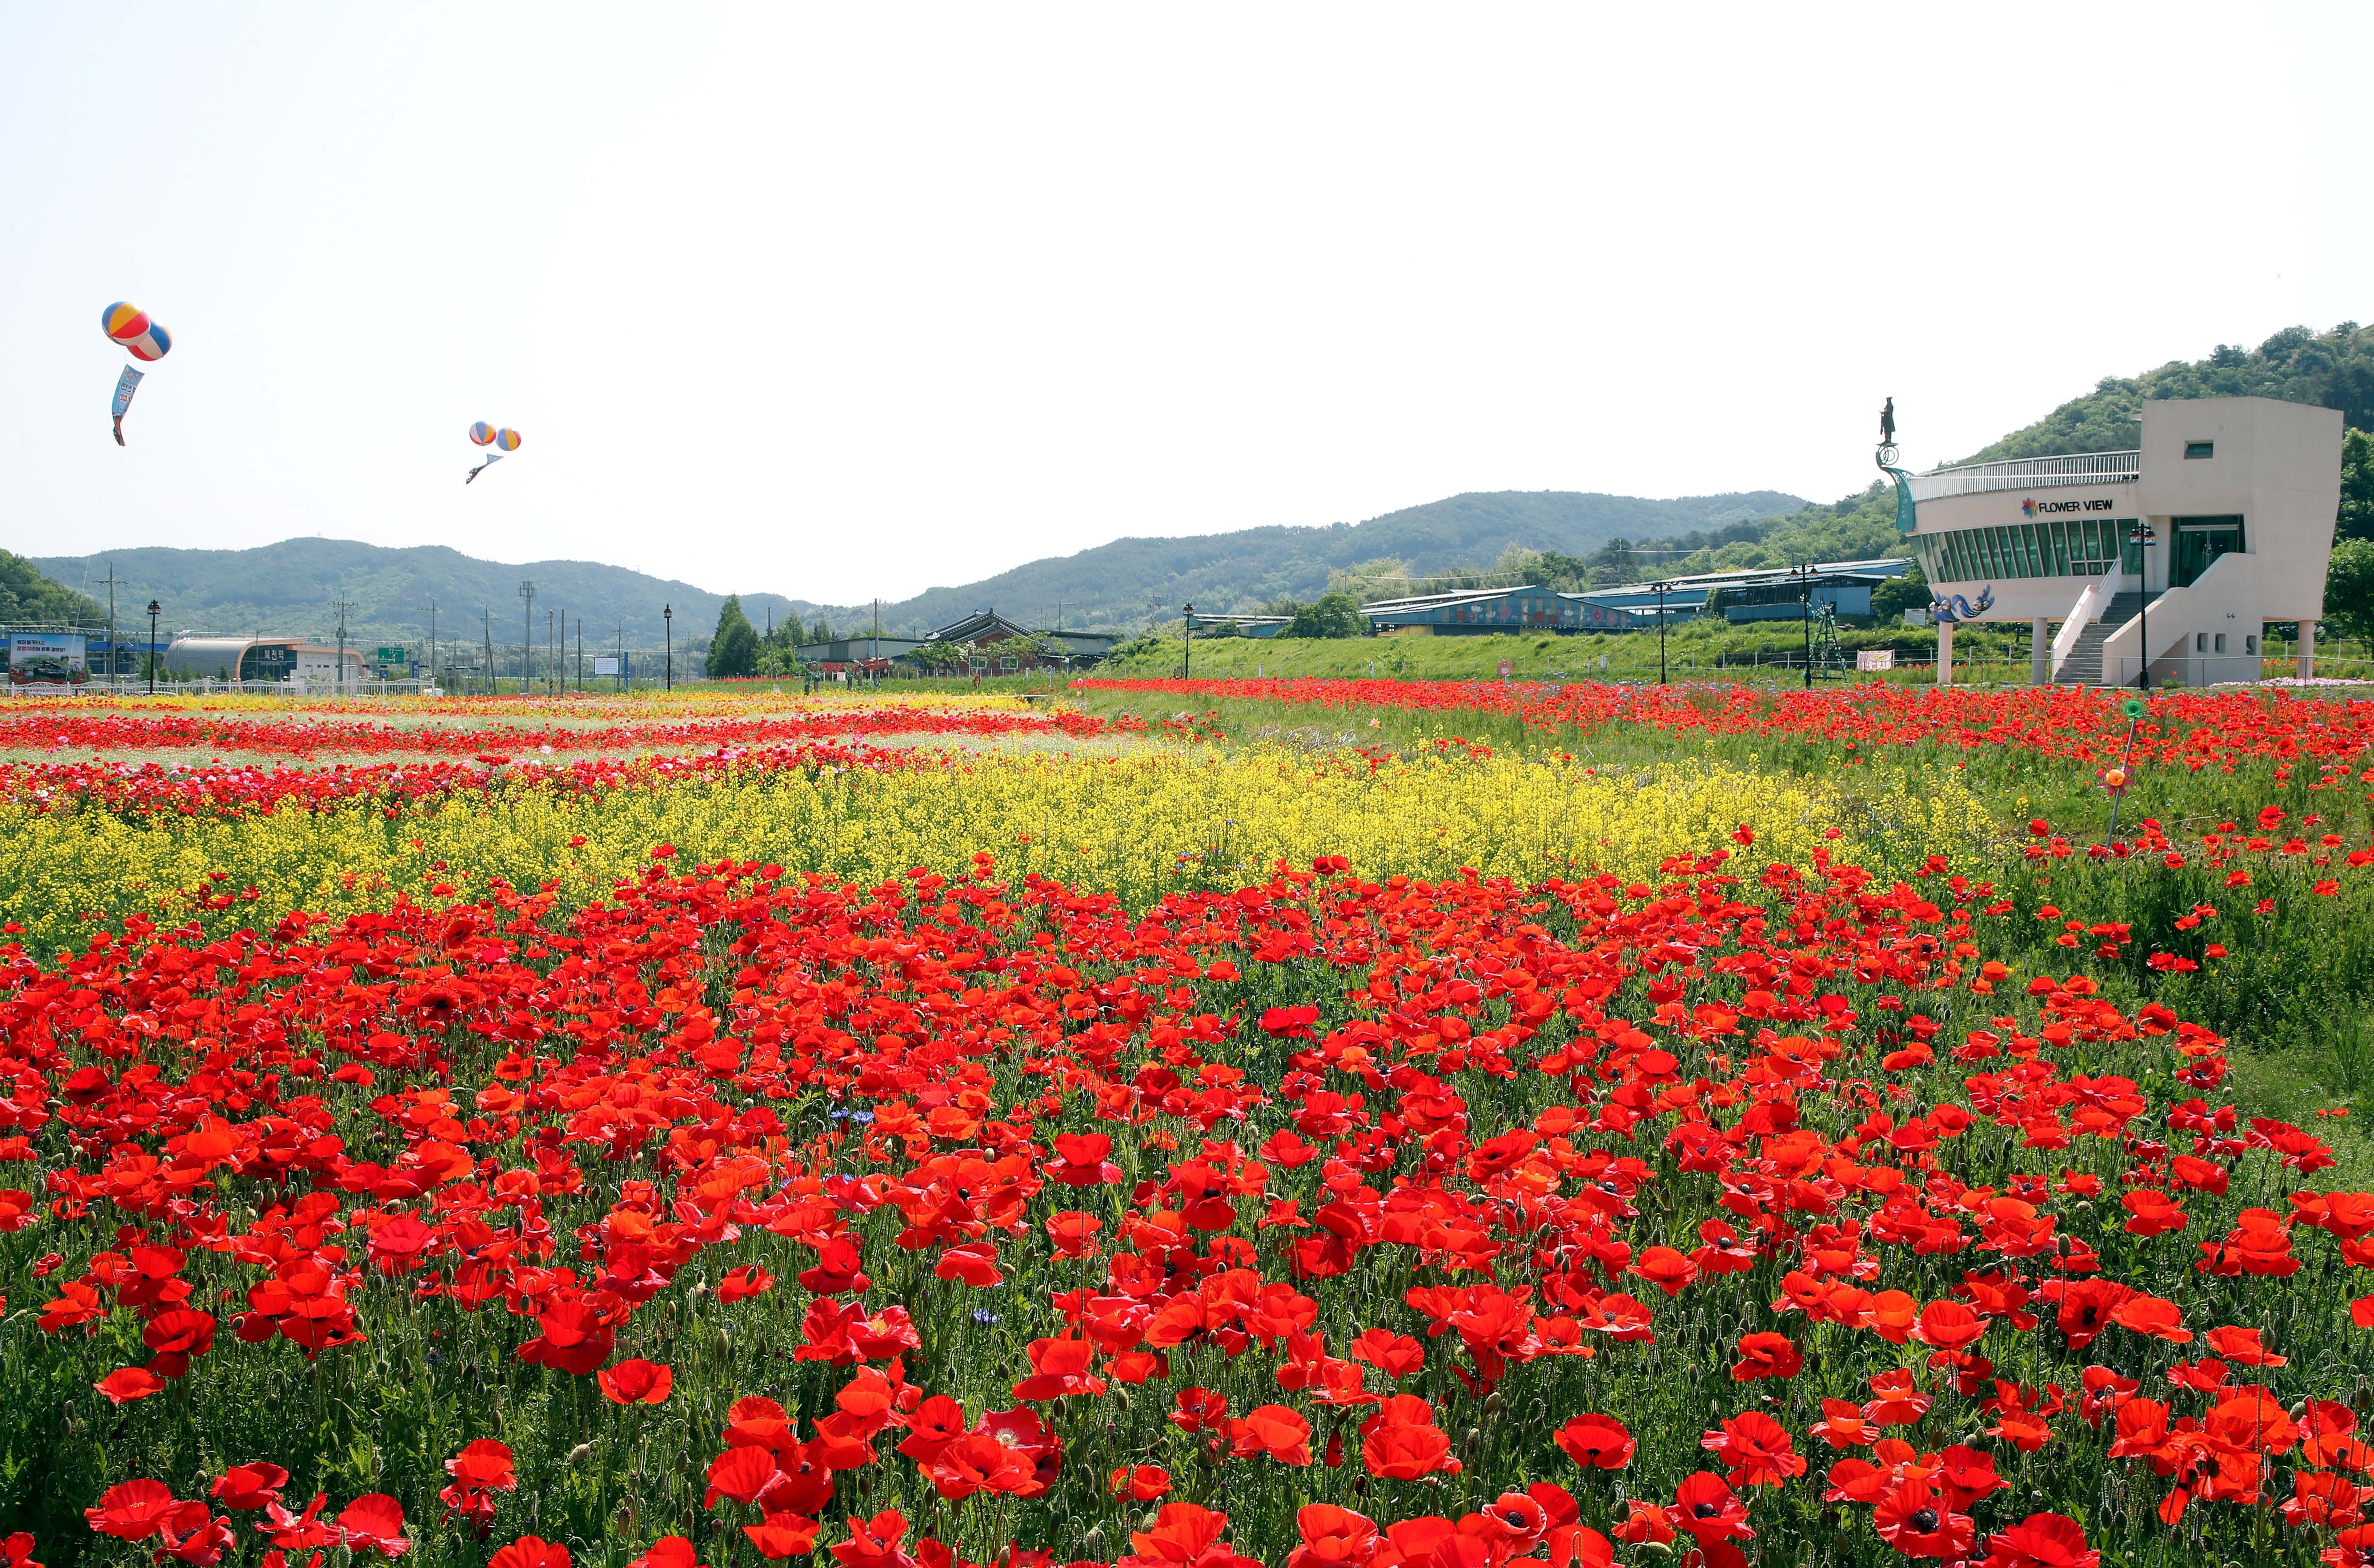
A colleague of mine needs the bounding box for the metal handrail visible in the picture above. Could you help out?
[1909,449,2141,501]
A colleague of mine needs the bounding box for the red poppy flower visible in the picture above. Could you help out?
[1109,1465,1172,1503]
[1731,1332,1802,1381]
[490,1537,572,1568]
[1666,1472,1753,1544]
[85,1479,180,1541]
[1553,1413,1635,1470]
[1983,1512,2098,1568]
[1873,1480,1974,1560]
[1699,1411,1805,1488]
[598,1360,674,1405]
[211,1464,290,1512]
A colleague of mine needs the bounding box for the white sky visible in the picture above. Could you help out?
[4,3,2367,606]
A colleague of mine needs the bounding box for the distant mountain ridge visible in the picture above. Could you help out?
[31,540,812,652]
[33,490,1805,645]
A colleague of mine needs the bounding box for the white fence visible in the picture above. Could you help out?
[1908,449,2141,502]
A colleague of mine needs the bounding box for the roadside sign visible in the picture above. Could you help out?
[1497,659,1513,678]
[594,657,620,676]
[1857,649,1896,672]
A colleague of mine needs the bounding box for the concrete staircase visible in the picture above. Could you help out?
[2055,591,2159,686]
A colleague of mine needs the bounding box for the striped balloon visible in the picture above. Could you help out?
[469,421,496,446]
[494,428,521,452]
[100,302,150,344]
[121,321,172,362]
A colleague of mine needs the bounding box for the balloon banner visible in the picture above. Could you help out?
[112,366,143,418]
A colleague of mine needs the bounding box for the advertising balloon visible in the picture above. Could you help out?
[101,299,172,445]
[465,420,524,483]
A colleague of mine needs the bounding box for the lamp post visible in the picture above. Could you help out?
[146,600,160,694]
[663,604,673,691]
[1797,564,1814,691]
[2128,522,2159,689]
[1182,603,1194,679]
[1650,580,1673,684]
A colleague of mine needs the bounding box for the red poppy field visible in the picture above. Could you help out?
[10,685,2374,1568]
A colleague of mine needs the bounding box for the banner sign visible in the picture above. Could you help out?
[1856,649,1897,672]
[9,633,88,685]
[112,366,144,419]
[594,657,620,676]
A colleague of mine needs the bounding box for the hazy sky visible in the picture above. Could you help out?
[4,4,2367,607]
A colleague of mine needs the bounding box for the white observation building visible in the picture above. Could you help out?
[1906,396,2343,685]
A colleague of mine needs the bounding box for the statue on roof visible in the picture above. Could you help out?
[1879,397,1896,447]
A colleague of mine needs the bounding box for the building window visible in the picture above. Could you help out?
[2196,633,2208,652]
[2246,634,2258,654]
[2214,633,2226,653]
[999,656,1018,672]
[2185,440,2214,460]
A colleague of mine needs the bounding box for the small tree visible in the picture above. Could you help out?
[2323,539,2374,645]
[2338,428,2373,544]
[1870,565,1929,622]
[706,596,760,678]
[1286,592,1366,639]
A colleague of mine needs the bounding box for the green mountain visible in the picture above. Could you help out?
[1959,321,2373,463]
[35,492,1803,647]
[854,489,1805,633]
[30,540,812,653]
[0,551,104,627]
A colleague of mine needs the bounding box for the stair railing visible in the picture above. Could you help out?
[2049,564,2121,681]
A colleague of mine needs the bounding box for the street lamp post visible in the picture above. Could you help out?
[2128,522,2159,689]
[146,600,160,694]
[1651,581,1672,685]
[664,605,673,691]
[1797,564,1814,691]
[1182,603,1194,679]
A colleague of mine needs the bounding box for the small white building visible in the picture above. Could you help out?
[164,635,369,687]
[1906,396,2343,685]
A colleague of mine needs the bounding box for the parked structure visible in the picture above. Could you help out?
[1905,396,2343,685]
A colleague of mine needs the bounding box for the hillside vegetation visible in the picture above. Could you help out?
[31,540,811,652]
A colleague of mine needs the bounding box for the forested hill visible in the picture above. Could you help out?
[30,540,810,650]
[1960,322,2373,463]
[870,488,1804,632]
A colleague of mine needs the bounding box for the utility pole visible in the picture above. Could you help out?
[146,600,160,694]
[575,617,583,691]
[418,600,438,691]
[546,608,556,696]
[333,596,355,695]
[517,581,536,696]
[95,564,121,687]
[618,621,626,693]
[664,604,674,690]
[483,609,494,697]
[871,597,882,688]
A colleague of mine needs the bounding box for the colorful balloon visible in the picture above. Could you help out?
[469,421,496,446]
[494,428,521,452]
[100,302,150,344]
[120,321,172,362]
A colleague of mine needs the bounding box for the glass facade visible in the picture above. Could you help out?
[1917,517,2130,583]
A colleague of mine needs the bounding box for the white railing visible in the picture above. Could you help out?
[1909,449,2141,502]
[2048,566,2121,679]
